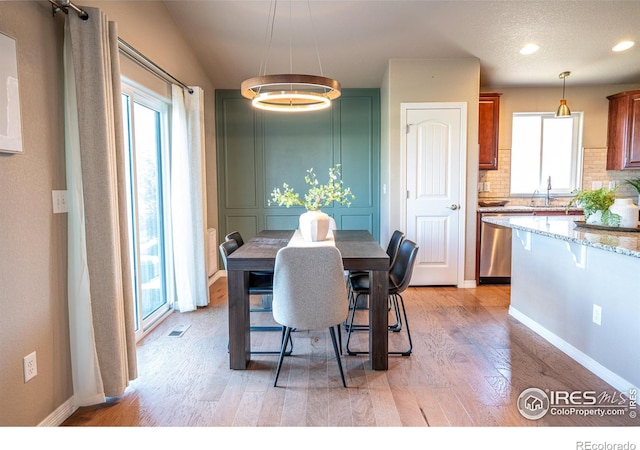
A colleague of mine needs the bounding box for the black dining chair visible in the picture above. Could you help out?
[345,238,419,356]
[347,229,405,328]
[225,231,272,280]
[349,230,404,280]
[219,239,292,355]
[225,230,273,312]
[224,231,244,247]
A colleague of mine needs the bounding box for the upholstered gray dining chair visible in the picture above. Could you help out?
[272,246,349,387]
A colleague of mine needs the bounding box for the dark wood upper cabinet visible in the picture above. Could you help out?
[606,89,640,170]
[479,92,502,170]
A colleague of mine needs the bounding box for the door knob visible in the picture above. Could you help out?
[447,204,459,210]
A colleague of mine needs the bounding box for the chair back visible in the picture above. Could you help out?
[272,246,348,330]
[386,230,405,267]
[389,239,419,294]
[225,231,244,247]
[219,239,239,271]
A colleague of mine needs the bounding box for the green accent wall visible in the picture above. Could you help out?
[216,89,380,243]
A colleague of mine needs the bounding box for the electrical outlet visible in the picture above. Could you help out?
[592,304,602,326]
[609,180,617,189]
[591,181,603,190]
[52,190,68,214]
[483,182,491,192]
[23,351,37,383]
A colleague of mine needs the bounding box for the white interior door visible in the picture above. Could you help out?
[403,104,466,286]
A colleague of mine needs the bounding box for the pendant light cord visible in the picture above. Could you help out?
[306,0,325,78]
[242,0,341,111]
[258,0,326,79]
[259,0,278,79]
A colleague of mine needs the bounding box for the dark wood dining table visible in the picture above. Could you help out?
[225,229,390,370]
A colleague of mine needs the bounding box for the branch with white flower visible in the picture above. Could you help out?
[269,165,355,211]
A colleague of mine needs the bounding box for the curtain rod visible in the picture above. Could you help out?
[49,1,194,94]
[118,39,194,94]
[49,0,89,20]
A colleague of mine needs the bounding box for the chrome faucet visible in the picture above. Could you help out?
[529,189,539,207]
[546,176,552,206]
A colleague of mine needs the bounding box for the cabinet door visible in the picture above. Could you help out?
[479,93,501,170]
[628,93,640,167]
[606,90,640,170]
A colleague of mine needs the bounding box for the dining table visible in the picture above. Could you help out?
[225,229,390,370]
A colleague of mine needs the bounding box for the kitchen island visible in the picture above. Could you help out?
[482,214,640,391]
[476,205,583,284]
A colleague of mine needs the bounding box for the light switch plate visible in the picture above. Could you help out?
[23,351,37,383]
[52,190,68,214]
[592,304,602,326]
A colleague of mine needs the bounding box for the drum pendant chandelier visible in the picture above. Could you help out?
[240,0,341,112]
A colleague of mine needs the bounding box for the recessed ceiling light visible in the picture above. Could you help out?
[520,44,540,55]
[612,40,635,52]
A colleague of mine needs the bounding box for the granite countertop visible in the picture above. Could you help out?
[477,205,583,213]
[482,214,640,258]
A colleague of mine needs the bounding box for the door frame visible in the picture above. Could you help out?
[121,80,174,341]
[400,102,468,287]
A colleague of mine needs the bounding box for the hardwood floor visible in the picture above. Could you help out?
[61,278,637,428]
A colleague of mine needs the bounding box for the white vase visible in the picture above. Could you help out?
[609,198,639,228]
[299,210,330,241]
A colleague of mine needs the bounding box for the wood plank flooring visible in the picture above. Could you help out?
[61,278,638,428]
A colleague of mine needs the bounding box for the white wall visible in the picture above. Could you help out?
[381,58,481,284]
[0,0,216,426]
[511,229,640,391]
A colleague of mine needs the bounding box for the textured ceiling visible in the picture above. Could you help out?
[164,0,640,89]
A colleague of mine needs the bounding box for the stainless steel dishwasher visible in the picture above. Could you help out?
[478,209,581,283]
[479,212,530,284]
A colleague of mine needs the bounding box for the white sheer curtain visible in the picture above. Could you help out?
[171,85,209,312]
[64,7,137,405]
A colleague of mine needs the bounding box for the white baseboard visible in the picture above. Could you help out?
[509,306,636,393]
[208,270,224,286]
[39,396,76,427]
[461,279,477,288]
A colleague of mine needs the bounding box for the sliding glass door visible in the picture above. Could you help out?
[121,83,173,338]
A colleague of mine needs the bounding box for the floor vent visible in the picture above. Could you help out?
[168,325,190,337]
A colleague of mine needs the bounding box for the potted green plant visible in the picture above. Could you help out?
[269,165,355,241]
[566,186,620,226]
[624,176,640,205]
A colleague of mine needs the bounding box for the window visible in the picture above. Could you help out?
[510,112,583,196]
[121,81,174,339]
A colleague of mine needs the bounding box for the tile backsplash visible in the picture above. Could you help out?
[478,147,640,207]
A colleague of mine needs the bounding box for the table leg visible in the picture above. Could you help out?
[228,270,250,369]
[369,269,389,370]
